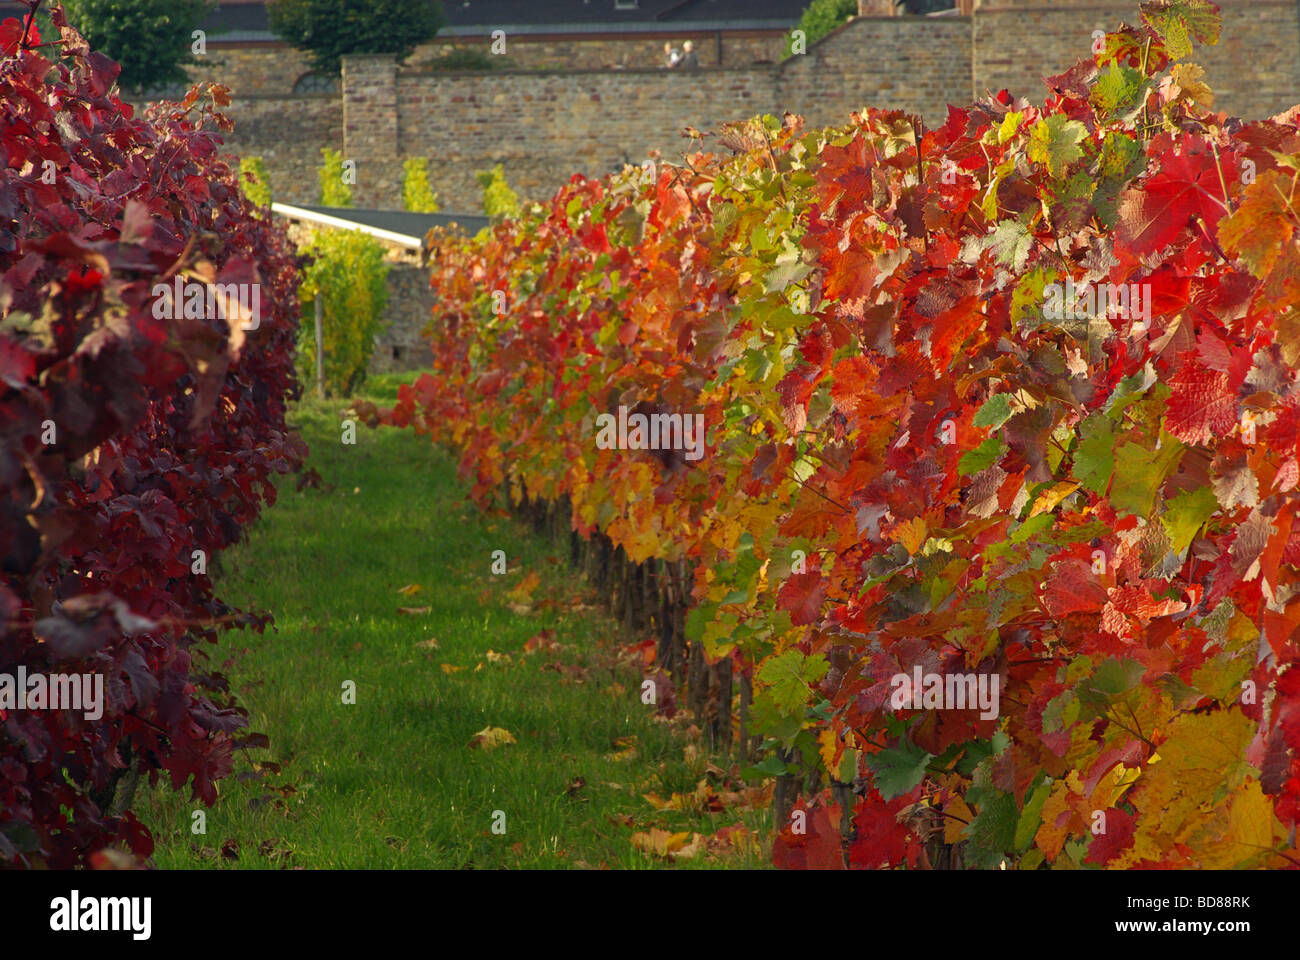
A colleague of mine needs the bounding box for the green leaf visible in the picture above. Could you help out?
[1140,0,1221,60]
[1073,414,1114,493]
[762,257,813,294]
[757,650,829,713]
[965,789,1019,868]
[1014,779,1053,851]
[959,436,1007,476]
[1161,485,1218,555]
[745,753,791,778]
[1110,434,1183,517]
[1027,115,1088,180]
[973,393,1015,430]
[863,742,934,800]
[985,219,1034,272]
[1091,64,1149,118]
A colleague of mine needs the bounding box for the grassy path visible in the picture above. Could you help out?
[138,373,771,869]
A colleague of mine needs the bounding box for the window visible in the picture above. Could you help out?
[293,72,340,94]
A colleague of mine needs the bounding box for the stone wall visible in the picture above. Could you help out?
[184,32,790,99]
[371,263,438,375]
[973,0,1300,120]
[189,0,1300,212]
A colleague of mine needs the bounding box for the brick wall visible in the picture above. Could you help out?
[187,0,1300,212]
[778,15,972,128]
[974,0,1300,120]
[341,16,976,210]
[371,263,438,375]
[183,32,791,98]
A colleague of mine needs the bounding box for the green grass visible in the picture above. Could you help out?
[137,371,772,869]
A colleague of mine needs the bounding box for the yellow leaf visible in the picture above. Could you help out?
[1118,710,1255,867]
[1228,779,1278,860]
[415,637,440,650]
[505,570,541,604]
[485,649,512,665]
[944,796,975,845]
[888,516,928,555]
[396,583,423,597]
[1170,63,1214,109]
[1029,481,1080,518]
[630,828,700,858]
[604,735,638,762]
[468,726,516,750]
[817,729,840,774]
[440,664,464,674]
[1035,780,1075,862]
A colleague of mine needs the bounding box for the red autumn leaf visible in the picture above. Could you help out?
[1164,359,1238,445]
[771,802,844,870]
[778,572,827,626]
[1084,807,1137,865]
[1117,147,1229,256]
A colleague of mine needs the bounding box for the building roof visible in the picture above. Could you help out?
[0,1,816,47]
[197,1,811,42]
[272,203,490,251]
[0,1,957,51]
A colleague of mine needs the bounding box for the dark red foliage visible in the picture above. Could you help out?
[0,4,304,867]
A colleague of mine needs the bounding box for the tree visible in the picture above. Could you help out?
[268,0,446,75]
[403,157,440,213]
[62,0,213,92]
[783,0,858,58]
[475,164,520,221]
[239,155,273,210]
[298,230,391,397]
[318,147,353,207]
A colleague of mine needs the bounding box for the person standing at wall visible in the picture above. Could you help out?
[663,41,681,68]
[679,39,700,69]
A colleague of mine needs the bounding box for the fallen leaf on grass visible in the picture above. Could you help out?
[505,570,541,606]
[415,637,440,650]
[543,662,589,684]
[397,606,431,616]
[469,726,517,750]
[705,824,761,859]
[257,838,294,864]
[631,828,703,859]
[604,735,638,762]
[396,583,424,597]
[441,664,465,674]
[485,649,512,665]
[523,629,561,654]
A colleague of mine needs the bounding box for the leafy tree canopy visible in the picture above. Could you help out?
[784,0,858,58]
[62,0,213,92]
[269,0,446,75]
